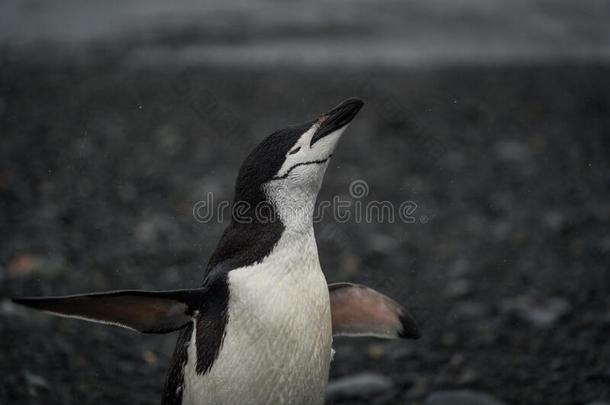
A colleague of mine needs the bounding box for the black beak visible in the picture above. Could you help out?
[310,98,364,146]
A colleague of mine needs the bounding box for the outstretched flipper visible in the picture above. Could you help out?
[12,288,207,334]
[329,283,420,339]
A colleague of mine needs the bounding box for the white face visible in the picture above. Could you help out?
[263,123,349,230]
[271,123,347,187]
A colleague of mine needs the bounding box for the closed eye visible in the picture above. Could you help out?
[288,147,301,155]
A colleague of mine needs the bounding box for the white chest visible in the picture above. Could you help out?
[182,231,332,405]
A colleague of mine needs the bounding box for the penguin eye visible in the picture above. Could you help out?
[288,147,301,155]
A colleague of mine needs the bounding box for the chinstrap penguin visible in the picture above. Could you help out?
[13,98,420,405]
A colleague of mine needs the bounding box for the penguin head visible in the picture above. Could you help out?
[234,98,364,215]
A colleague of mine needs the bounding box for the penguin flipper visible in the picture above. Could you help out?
[328,283,420,339]
[12,288,207,334]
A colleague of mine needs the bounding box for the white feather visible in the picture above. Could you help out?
[182,189,332,405]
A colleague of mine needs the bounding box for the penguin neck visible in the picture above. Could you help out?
[263,181,319,236]
[206,183,319,273]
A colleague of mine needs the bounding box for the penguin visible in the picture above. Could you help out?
[13,98,420,405]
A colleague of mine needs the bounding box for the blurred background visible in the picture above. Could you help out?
[1,1,609,404]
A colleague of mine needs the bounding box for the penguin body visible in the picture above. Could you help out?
[13,98,420,405]
[183,229,330,405]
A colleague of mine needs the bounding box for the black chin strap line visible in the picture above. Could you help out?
[270,155,332,181]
